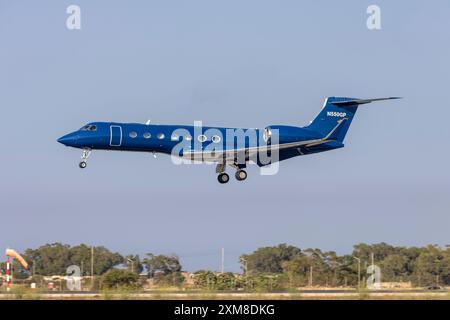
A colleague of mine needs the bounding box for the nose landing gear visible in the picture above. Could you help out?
[79,148,91,169]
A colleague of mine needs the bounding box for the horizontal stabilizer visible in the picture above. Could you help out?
[331,97,401,106]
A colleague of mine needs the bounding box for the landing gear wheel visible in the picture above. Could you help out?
[235,170,247,181]
[79,148,91,169]
[217,173,230,184]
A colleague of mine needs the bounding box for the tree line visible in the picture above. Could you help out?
[0,243,183,285]
[1,242,448,290]
[240,243,450,288]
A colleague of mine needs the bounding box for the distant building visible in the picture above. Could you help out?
[181,272,195,286]
[379,281,412,289]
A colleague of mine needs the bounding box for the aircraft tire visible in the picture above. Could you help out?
[217,173,230,184]
[79,161,87,169]
[235,170,247,181]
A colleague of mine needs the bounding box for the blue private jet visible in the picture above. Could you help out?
[58,96,399,183]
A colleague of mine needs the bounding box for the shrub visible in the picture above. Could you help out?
[101,269,140,289]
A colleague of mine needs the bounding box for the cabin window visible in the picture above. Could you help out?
[212,135,221,143]
[129,131,137,138]
[157,133,165,140]
[143,132,151,139]
[198,134,207,143]
[184,135,192,141]
[171,134,179,141]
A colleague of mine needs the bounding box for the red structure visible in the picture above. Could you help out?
[4,249,28,291]
[6,256,11,291]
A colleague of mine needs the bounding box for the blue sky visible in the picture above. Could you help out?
[1,1,449,272]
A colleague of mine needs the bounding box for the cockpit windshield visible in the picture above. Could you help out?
[80,125,97,131]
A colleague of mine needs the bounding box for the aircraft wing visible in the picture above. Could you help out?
[182,118,348,163]
[181,138,320,163]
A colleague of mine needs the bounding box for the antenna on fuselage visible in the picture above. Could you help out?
[146,119,151,125]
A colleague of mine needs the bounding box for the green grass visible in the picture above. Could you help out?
[1,284,449,300]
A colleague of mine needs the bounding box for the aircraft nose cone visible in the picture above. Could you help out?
[57,133,77,146]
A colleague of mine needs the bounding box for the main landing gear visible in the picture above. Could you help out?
[216,164,247,184]
[79,148,91,169]
[217,172,230,184]
[235,169,247,181]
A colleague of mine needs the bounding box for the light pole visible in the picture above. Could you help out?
[353,257,361,289]
[91,246,94,290]
[220,248,224,274]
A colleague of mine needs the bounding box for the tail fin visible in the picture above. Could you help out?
[306,96,400,142]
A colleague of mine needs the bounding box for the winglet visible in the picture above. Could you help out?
[331,97,402,106]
